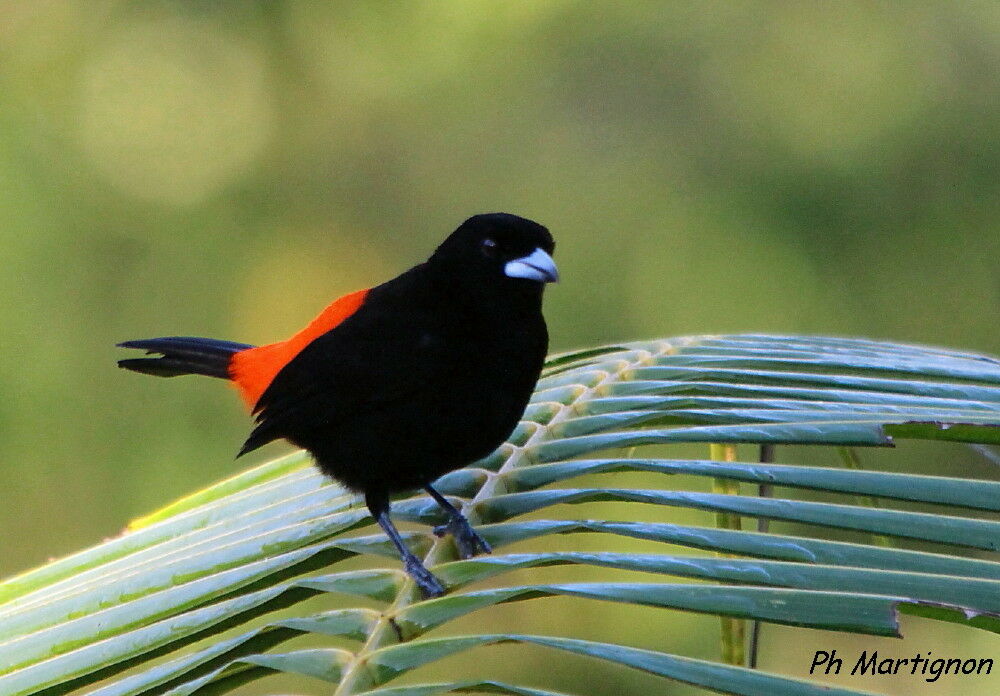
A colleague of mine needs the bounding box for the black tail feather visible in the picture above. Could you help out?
[117,337,255,379]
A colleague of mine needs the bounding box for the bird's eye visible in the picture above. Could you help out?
[481,238,498,257]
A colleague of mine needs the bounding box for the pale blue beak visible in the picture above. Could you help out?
[504,248,559,283]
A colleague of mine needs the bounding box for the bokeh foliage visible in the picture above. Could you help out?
[0,2,998,694]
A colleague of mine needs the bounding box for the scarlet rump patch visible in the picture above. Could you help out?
[229,288,369,409]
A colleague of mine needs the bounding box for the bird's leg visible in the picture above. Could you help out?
[425,485,492,558]
[366,492,445,598]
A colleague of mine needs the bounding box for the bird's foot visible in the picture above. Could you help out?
[433,514,492,559]
[403,555,446,598]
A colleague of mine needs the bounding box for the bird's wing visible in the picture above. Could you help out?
[237,302,439,457]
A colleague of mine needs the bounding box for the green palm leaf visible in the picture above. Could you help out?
[1,335,998,696]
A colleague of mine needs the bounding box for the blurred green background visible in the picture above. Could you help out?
[1,2,998,694]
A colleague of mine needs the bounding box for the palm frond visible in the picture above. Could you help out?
[2,335,999,696]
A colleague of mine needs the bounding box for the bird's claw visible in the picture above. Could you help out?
[403,556,446,598]
[433,517,492,559]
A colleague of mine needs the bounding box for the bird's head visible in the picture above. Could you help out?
[429,213,558,300]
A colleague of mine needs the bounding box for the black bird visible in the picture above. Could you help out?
[118,213,557,596]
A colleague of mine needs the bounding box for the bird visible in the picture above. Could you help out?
[117,213,558,597]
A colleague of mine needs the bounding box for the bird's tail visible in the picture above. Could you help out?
[117,337,255,379]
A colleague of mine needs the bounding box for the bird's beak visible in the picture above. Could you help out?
[504,247,559,283]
